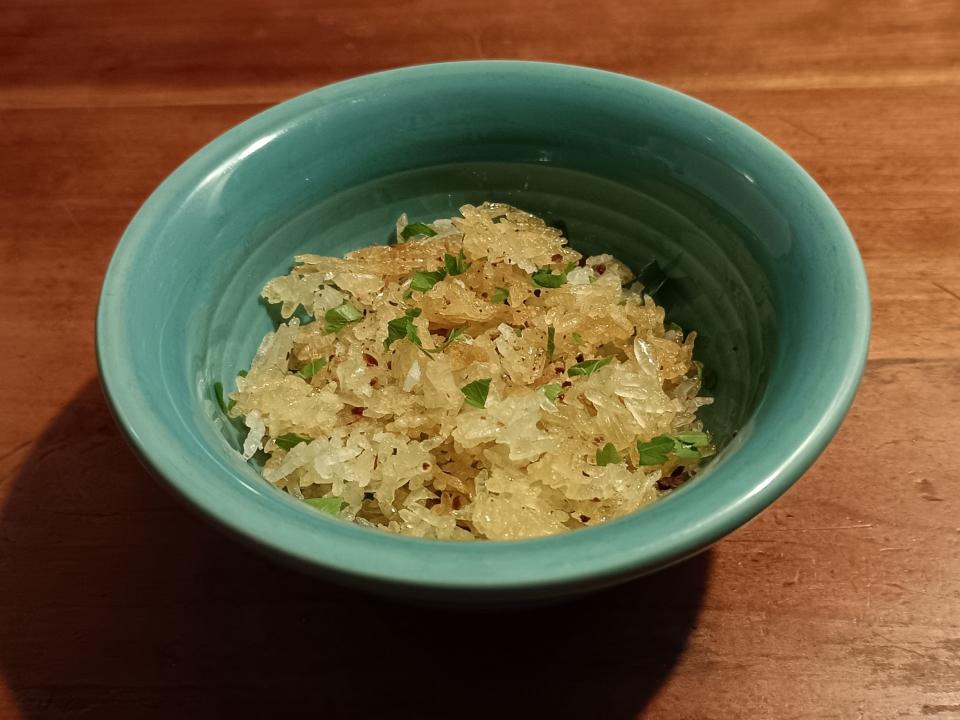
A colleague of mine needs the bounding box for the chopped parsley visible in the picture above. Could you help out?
[440,327,467,350]
[406,251,467,295]
[542,383,562,402]
[297,358,326,380]
[636,432,710,465]
[675,431,709,445]
[410,269,446,292]
[460,378,491,409]
[596,442,621,466]
[443,249,470,276]
[303,496,347,514]
[567,356,613,377]
[324,302,363,334]
[673,431,710,459]
[532,267,567,288]
[385,307,424,350]
[489,287,509,304]
[275,433,313,450]
[546,325,556,361]
[401,223,437,240]
[213,382,233,413]
[636,436,674,465]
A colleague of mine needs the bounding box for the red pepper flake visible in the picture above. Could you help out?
[480,292,488,299]
[576,353,585,363]
[555,366,564,374]
[562,381,572,388]
[363,353,378,367]
[533,289,542,298]
[351,406,365,416]
[421,462,430,470]
[551,254,562,262]
[595,263,606,275]
[579,514,590,523]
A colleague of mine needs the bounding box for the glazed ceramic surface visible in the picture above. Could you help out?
[97,62,869,602]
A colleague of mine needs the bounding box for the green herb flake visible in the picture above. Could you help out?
[636,432,711,465]
[402,289,414,300]
[401,223,437,240]
[532,267,567,288]
[275,433,313,450]
[461,378,491,409]
[324,302,363,334]
[672,431,710,460]
[304,496,347,515]
[297,358,327,380]
[542,383,562,402]
[441,327,467,350]
[638,259,667,296]
[410,269,447,293]
[443,250,470,276]
[214,382,233,413]
[385,307,424,350]
[673,444,701,460]
[636,435,674,465]
[596,442,622,466]
[489,287,509,304]
[546,325,556,361]
[567,356,613,377]
[572,332,584,346]
[237,369,248,378]
[674,431,710,448]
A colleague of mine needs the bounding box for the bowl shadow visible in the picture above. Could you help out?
[0,379,710,719]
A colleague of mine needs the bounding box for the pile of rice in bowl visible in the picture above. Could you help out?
[221,202,714,540]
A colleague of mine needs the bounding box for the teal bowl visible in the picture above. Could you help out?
[96,61,869,603]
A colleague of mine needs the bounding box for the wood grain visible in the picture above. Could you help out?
[1,1,958,718]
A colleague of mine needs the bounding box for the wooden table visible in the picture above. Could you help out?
[1,1,958,717]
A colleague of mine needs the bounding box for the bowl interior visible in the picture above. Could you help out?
[98,62,868,600]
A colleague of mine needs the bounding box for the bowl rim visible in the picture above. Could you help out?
[96,60,870,596]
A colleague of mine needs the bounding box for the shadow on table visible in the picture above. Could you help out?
[0,379,710,720]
